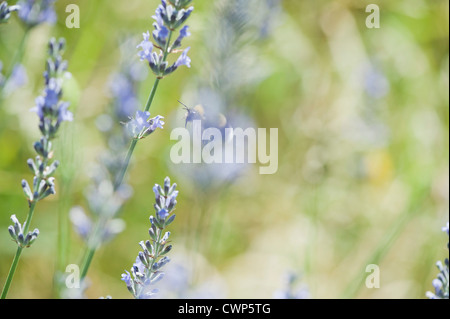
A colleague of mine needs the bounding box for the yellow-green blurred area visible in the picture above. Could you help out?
[0,0,448,299]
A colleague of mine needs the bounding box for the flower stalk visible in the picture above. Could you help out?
[1,38,72,299]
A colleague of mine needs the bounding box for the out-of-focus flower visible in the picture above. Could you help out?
[364,64,390,99]
[17,0,57,28]
[0,1,20,23]
[274,273,309,299]
[1,62,29,95]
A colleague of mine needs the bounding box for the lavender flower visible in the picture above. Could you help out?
[137,0,194,78]
[3,64,28,94]
[21,39,70,202]
[155,0,193,30]
[172,25,191,49]
[152,20,170,48]
[0,1,20,23]
[137,31,154,62]
[1,37,71,299]
[175,47,191,68]
[7,215,39,248]
[70,1,195,288]
[426,222,449,299]
[17,0,57,28]
[122,177,179,299]
[31,38,72,141]
[126,110,165,140]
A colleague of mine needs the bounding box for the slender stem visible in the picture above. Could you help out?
[80,247,96,279]
[54,181,72,297]
[0,247,23,299]
[114,138,139,191]
[144,78,160,113]
[160,31,173,73]
[1,135,50,298]
[22,201,37,235]
[1,202,37,299]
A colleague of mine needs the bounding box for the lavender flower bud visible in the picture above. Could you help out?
[8,226,16,241]
[33,141,45,157]
[148,227,157,241]
[17,233,25,246]
[150,271,165,284]
[150,214,164,229]
[0,1,19,23]
[21,180,33,201]
[160,231,170,244]
[44,160,59,178]
[11,214,21,228]
[160,245,172,255]
[154,184,165,197]
[152,256,170,271]
[38,177,56,201]
[24,228,39,247]
[27,159,38,175]
[168,183,177,195]
[138,251,149,267]
[138,0,194,77]
[163,177,171,194]
[17,0,57,28]
[152,21,169,48]
[165,214,176,227]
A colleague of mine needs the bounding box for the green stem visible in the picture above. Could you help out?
[54,182,72,297]
[1,202,37,299]
[144,78,160,113]
[80,247,96,279]
[0,247,23,299]
[114,138,139,191]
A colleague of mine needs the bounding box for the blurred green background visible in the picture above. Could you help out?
[0,0,448,299]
